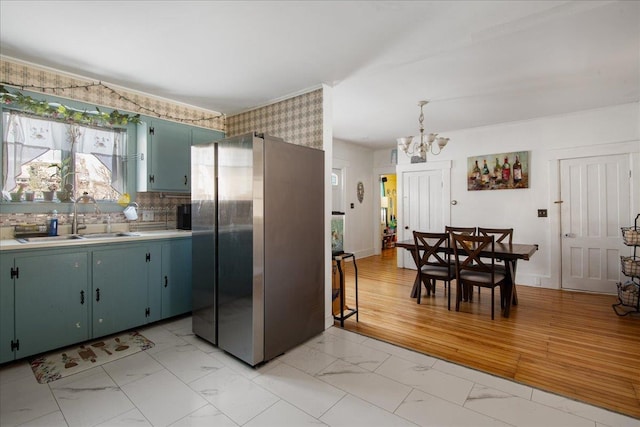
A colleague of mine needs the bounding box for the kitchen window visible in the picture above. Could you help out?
[2,111,127,201]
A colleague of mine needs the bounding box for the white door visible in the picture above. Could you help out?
[560,154,631,293]
[401,169,445,268]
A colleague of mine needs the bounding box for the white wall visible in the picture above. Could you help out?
[332,138,375,258]
[395,102,640,288]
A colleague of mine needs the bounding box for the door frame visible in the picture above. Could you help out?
[548,140,640,289]
[373,166,396,255]
[395,160,452,268]
[331,165,346,214]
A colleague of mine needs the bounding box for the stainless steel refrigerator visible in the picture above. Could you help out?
[191,132,325,366]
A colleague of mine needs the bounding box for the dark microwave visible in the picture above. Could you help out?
[177,204,192,230]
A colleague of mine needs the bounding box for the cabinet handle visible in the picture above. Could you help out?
[80,290,85,305]
[184,175,188,186]
[96,288,100,302]
[164,275,168,287]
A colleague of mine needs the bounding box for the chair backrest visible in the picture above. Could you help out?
[478,227,513,244]
[445,226,476,247]
[451,233,495,275]
[445,226,477,236]
[413,231,450,270]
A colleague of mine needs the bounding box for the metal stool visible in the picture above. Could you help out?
[332,252,359,327]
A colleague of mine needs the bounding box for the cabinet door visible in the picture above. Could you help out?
[0,255,16,363]
[192,127,224,146]
[92,246,150,338]
[149,121,191,191]
[146,243,162,323]
[161,239,193,318]
[14,251,89,359]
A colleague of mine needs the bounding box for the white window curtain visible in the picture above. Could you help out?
[2,111,126,194]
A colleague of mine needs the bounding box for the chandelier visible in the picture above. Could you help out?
[397,100,449,162]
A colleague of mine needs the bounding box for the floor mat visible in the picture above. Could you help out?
[30,331,154,384]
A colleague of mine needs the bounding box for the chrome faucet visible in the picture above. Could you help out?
[72,193,101,234]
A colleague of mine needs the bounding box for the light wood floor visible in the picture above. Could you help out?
[336,249,640,418]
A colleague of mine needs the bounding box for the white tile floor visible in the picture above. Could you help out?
[1,315,638,427]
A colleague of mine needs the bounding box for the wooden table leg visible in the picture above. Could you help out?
[407,247,421,298]
[410,272,421,298]
[503,259,518,317]
[511,260,519,306]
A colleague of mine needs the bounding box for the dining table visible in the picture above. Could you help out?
[395,239,538,317]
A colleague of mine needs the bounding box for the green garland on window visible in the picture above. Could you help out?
[0,85,140,127]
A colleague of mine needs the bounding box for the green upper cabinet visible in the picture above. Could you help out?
[12,250,90,360]
[137,120,224,193]
[137,120,191,192]
[192,126,224,146]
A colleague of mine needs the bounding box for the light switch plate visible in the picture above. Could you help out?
[142,210,154,221]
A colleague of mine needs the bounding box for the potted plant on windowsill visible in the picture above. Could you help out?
[43,183,56,202]
[9,183,27,202]
[49,156,74,202]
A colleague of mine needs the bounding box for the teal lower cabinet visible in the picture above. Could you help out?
[161,238,192,318]
[2,250,89,362]
[0,254,16,364]
[92,243,161,338]
[1,236,191,363]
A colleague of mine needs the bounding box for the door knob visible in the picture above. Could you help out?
[405,226,409,230]
[564,233,576,238]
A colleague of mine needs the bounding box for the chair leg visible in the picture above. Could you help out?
[455,281,461,311]
[491,288,495,320]
[447,281,451,310]
[461,284,472,302]
[431,279,436,297]
[417,277,422,304]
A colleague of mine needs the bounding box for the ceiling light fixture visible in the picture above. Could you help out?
[397,100,449,163]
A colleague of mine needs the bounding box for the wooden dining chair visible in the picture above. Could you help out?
[451,233,507,319]
[477,227,513,244]
[445,226,477,301]
[445,226,477,238]
[477,227,513,268]
[413,231,455,309]
[477,227,514,307]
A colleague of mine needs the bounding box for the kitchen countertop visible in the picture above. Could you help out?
[0,229,192,251]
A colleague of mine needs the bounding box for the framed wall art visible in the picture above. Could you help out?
[467,151,529,191]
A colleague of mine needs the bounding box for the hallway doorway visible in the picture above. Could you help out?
[380,174,397,251]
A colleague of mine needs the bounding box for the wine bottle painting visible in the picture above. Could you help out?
[467,151,529,191]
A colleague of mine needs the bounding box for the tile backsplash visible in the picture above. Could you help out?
[0,192,189,238]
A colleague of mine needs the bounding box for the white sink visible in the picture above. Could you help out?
[18,232,140,243]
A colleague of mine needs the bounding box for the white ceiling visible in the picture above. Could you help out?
[1,1,638,149]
